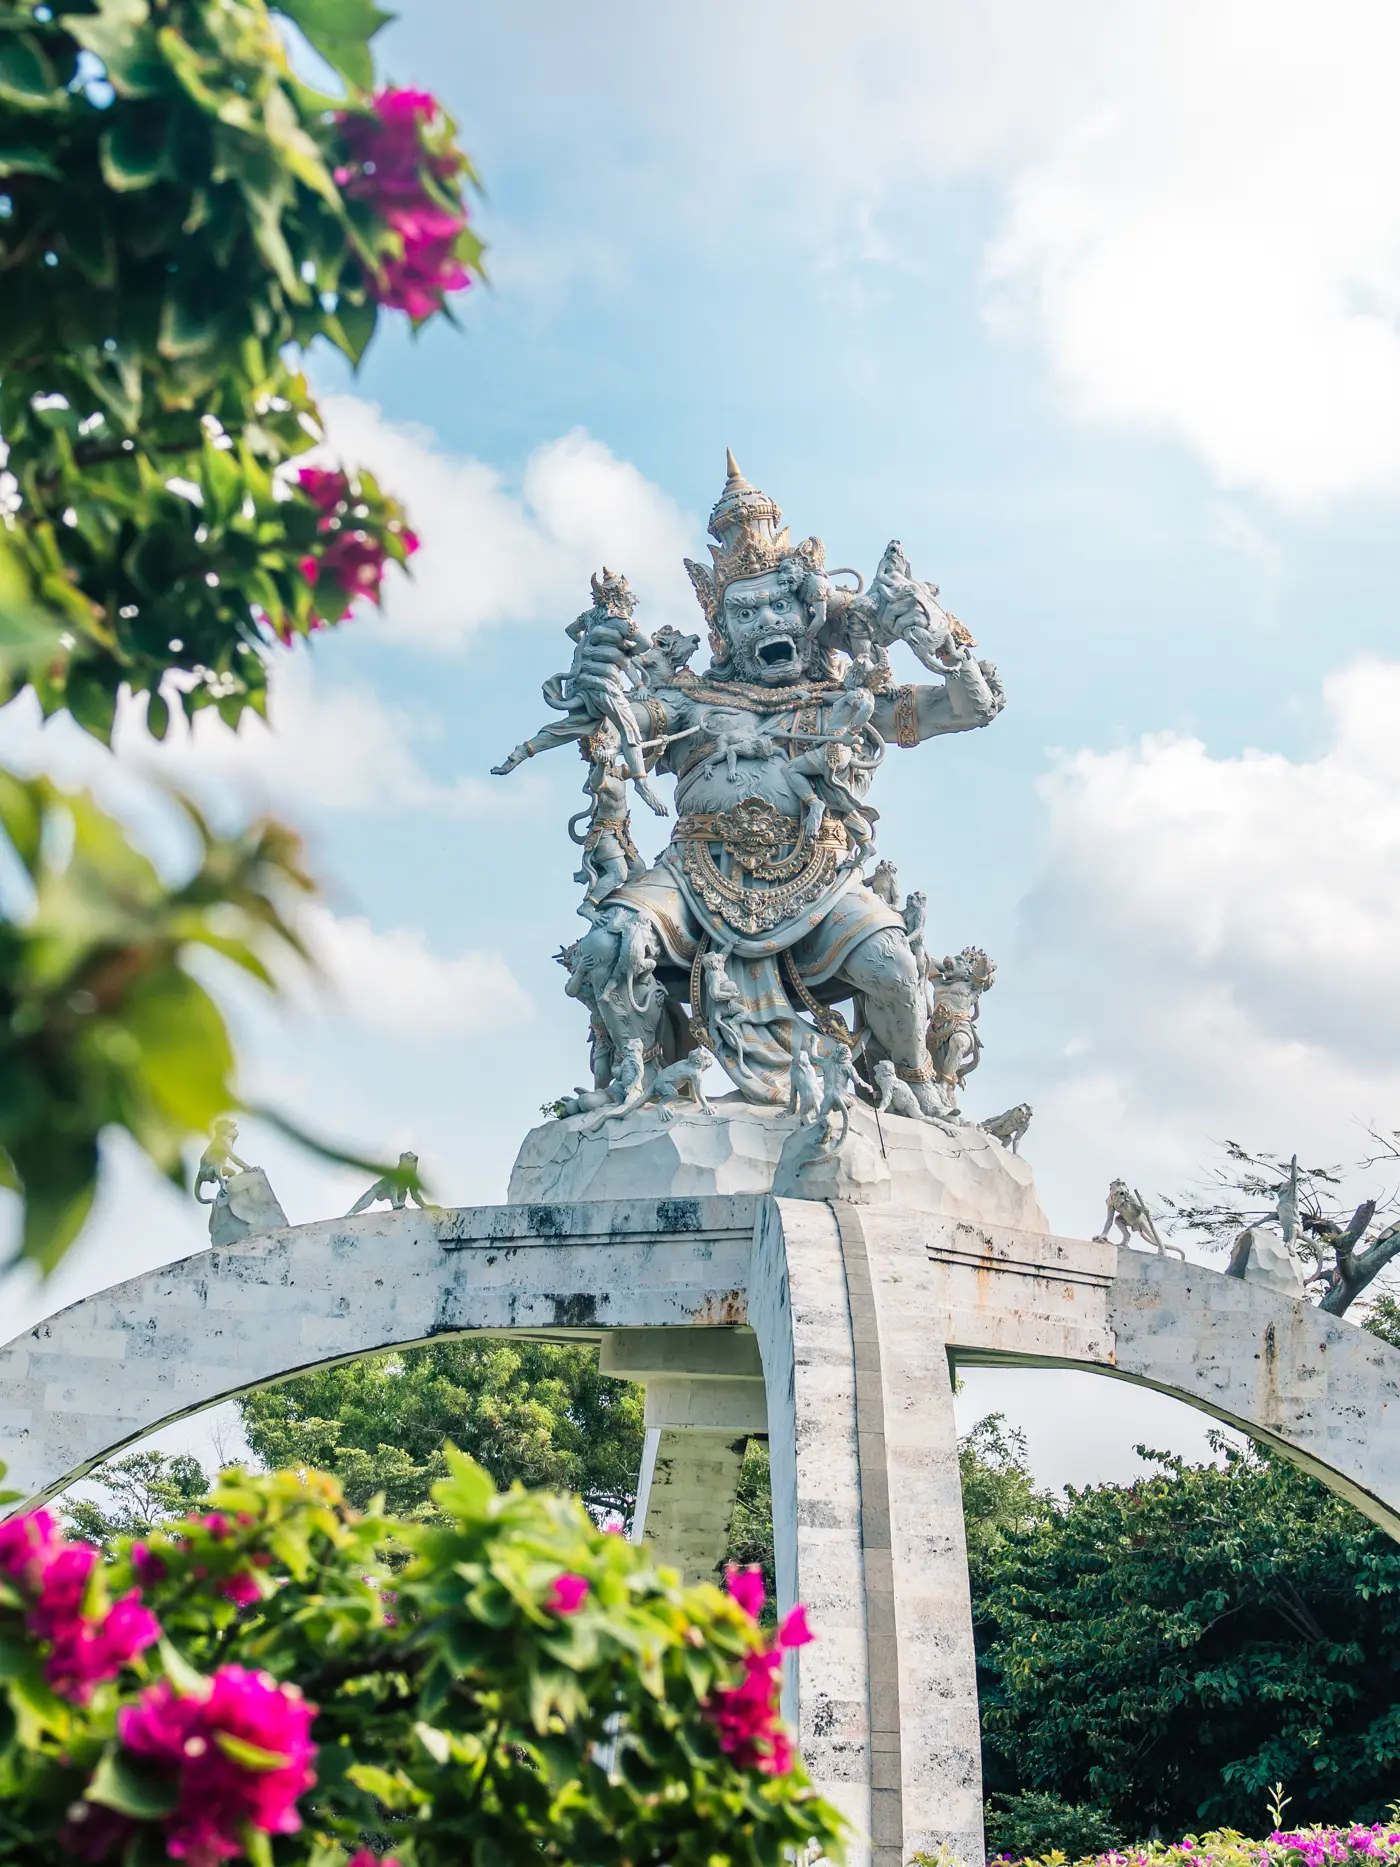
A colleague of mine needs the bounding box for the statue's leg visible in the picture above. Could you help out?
[492,718,584,775]
[836,928,924,1068]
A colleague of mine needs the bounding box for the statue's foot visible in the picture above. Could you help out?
[636,779,669,817]
[491,751,525,776]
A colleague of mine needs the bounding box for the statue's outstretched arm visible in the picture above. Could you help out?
[871,655,1005,744]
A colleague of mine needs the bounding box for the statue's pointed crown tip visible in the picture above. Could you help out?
[721,447,757,496]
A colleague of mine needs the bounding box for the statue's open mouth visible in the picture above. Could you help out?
[755,633,798,673]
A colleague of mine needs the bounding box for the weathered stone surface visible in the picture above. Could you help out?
[511,1097,1048,1231]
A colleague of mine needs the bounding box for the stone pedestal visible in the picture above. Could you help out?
[510,1096,1047,1232]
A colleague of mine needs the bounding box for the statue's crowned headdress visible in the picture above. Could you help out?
[684,452,825,643]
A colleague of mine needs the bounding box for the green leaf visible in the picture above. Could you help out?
[15,1135,99,1273]
[146,691,170,740]
[0,139,60,178]
[99,116,169,191]
[345,1762,427,1809]
[214,1731,291,1773]
[86,1747,180,1821]
[274,0,393,90]
[431,1446,496,1521]
[67,0,158,95]
[156,1635,207,1698]
[118,970,235,1129]
[0,33,56,108]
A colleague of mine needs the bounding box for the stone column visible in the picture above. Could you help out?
[599,1327,767,1584]
[749,1198,984,1867]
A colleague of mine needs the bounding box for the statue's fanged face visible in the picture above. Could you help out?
[720,571,814,684]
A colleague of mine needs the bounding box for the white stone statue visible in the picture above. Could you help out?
[491,452,1005,1123]
[569,724,646,919]
[346,1151,429,1215]
[981,1103,1033,1154]
[699,948,763,1071]
[644,1046,716,1120]
[868,859,900,906]
[1225,1154,1307,1298]
[787,1029,823,1126]
[1094,1179,1184,1258]
[927,947,996,1107]
[195,1119,287,1246]
[492,569,669,818]
[873,1058,957,1132]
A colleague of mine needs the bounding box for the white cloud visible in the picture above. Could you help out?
[1018,656,1400,1219]
[472,0,1400,505]
[318,400,703,643]
[297,904,532,1039]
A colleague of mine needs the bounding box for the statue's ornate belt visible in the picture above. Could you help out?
[584,815,638,860]
[673,796,848,937]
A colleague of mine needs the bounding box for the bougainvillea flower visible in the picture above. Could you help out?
[546,1573,590,1614]
[297,466,350,514]
[1,1511,158,1701]
[706,1645,794,1775]
[120,1666,316,1864]
[724,1563,765,1621]
[46,1590,161,1700]
[776,1605,814,1649]
[220,1570,261,1607]
[0,1508,62,1593]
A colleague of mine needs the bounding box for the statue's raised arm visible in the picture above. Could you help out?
[493,451,1010,1130]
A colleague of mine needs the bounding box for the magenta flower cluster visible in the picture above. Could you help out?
[996,1824,1400,1867]
[0,1510,157,1701]
[333,88,473,321]
[294,464,418,627]
[705,1564,813,1776]
[118,1666,316,1867]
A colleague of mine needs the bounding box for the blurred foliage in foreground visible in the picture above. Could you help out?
[7,1454,843,1867]
[0,0,478,1274]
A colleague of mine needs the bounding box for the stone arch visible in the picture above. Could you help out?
[7,1197,1400,1867]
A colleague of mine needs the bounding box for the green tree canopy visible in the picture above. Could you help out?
[237,1339,647,1521]
[974,1436,1400,1838]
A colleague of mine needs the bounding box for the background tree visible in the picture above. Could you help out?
[0,0,482,1273]
[61,1447,209,1543]
[236,1339,647,1520]
[1159,1138,1400,1316]
[973,1435,1400,1838]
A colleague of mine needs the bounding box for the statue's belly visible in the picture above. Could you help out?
[674,757,799,818]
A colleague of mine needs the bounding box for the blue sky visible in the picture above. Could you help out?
[8,0,1400,1489]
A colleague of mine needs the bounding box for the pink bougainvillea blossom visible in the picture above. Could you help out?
[546,1573,590,1615]
[0,1510,158,1701]
[777,1604,814,1650]
[332,87,473,321]
[706,1587,814,1776]
[120,1665,316,1865]
[296,466,349,514]
[724,1562,765,1621]
[130,1544,168,1587]
[0,1506,62,1592]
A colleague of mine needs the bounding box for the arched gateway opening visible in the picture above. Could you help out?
[5,1195,1400,1867]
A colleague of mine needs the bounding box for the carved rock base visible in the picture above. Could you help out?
[508,1096,1048,1231]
